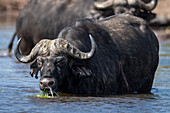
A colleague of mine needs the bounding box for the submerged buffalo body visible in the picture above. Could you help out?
[9,0,157,55]
[15,14,159,95]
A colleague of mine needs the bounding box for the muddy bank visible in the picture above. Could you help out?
[0,0,29,19]
[150,0,170,27]
[151,0,170,40]
[154,27,170,41]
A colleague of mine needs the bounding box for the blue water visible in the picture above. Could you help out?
[0,20,170,113]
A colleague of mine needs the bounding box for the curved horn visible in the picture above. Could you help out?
[14,38,41,63]
[56,35,96,60]
[93,0,113,9]
[138,0,158,11]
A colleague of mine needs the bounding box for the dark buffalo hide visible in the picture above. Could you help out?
[15,14,159,95]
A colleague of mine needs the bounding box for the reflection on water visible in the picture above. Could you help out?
[0,20,170,113]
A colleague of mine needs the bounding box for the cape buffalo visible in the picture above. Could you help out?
[9,0,157,55]
[14,14,159,95]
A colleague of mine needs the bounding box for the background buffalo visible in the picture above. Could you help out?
[7,0,157,55]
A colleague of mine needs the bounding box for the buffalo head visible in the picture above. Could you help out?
[14,35,96,94]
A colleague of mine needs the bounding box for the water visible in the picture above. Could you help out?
[0,20,170,113]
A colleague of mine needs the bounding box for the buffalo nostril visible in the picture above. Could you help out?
[48,81,54,86]
[39,78,55,90]
[40,82,43,86]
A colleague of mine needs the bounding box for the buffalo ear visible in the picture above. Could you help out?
[30,60,37,68]
[30,60,39,79]
[71,65,92,78]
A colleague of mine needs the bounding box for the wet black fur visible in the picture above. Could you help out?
[36,14,159,95]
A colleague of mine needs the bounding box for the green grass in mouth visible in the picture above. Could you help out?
[35,91,60,98]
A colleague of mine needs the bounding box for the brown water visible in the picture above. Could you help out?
[0,20,170,113]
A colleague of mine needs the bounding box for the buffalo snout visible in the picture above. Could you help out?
[39,77,56,91]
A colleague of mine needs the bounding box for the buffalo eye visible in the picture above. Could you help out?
[38,62,42,68]
[37,58,43,68]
